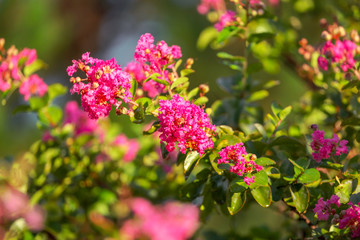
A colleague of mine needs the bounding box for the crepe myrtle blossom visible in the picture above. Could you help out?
[157,94,215,155]
[313,195,340,221]
[121,198,199,240]
[310,125,349,162]
[214,11,237,32]
[197,0,225,14]
[126,33,182,98]
[339,202,360,238]
[18,74,48,100]
[113,134,140,162]
[67,52,132,120]
[218,143,262,185]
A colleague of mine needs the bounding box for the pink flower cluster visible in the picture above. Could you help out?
[218,143,262,185]
[0,186,45,232]
[0,42,48,100]
[197,0,225,14]
[313,195,340,221]
[310,126,349,162]
[113,134,140,162]
[318,40,357,72]
[121,198,199,240]
[67,52,132,120]
[125,33,182,98]
[157,94,216,155]
[214,11,237,31]
[63,101,98,136]
[339,203,360,238]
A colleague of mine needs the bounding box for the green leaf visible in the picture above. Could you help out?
[194,96,208,105]
[298,168,321,185]
[130,78,138,98]
[180,69,195,77]
[135,97,152,107]
[218,125,234,135]
[187,87,199,100]
[217,26,242,43]
[197,26,218,50]
[152,78,169,86]
[48,83,67,101]
[290,184,309,213]
[174,59,182,71]
[29,96,48,110]
[248,32,275,43]
[271,102,282,120]
[38,105,63,126]
[134,102,145,122]
[250,171,268,189]
[215,134,241,149]
[23,59,47,76]
[335,179,353,203]
[342,80,360,90]
[256,157,276,166]
[12,104,32,114]
[279,106,292,121]
[171,77,189,90]
[247,90,269,102]
[218,163,231,171]
[217,52,245,61]
[288,158,305,172]
[143,121,160,135]
[251,186,272,207]
[265,167,281,179]
[209,151,223,175]
[263,80,280,89]
[268,136,304,148]
[230,178,249,193]
[227,190,247,215]
[184,151,200,175]
[342,117,360,126]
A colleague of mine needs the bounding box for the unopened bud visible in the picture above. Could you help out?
[251,10,257,16]
[299,38,308,47]
[250,154,257,161]
[128,110,135,118]
[351,30,360,43]
[168,73,174,81]
[136,89,144,97]
[84,66,90,72]
[338,26,346,37]
[92,82,99,89]
[356,46,360,55]
[76,77,81,83]
[0,38,5,49]
[145,49,151,54]
[66,137,74,146]
[70,77,76,83]
[95,69,103,79]
[321,31,332,41]
[199,84,209,94]
[319,18,327,28]
[310,124,318,130]
[186,58,194,66]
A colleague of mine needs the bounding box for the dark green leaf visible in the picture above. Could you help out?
[342,117,360,126]
[130,78,138,98]
[227,190,247,215]
[265,167,281,179]
[250,171,268,189]
[209,151,223,175]
[290,184,309,213]
[12,104,32,114]
[298,168,321,185]
[248,32,275,43]
[251,186,272,207]
[184,151,200,175]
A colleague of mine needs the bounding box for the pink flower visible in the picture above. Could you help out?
[313,195,340,221]
[18,48,37,66]
[2,188,29,219]
[218,143,262,185]
[197,0,225,14]
[67,52,133,119]
[268,0,280,6]
[121,198,199,240]
[113,134,140,162]
[130,33,182,98]
[24,206,45,231]
[214,11,236,32]
[339,203,360,238]
[64,101,98,136]
[318,39,357,72]
[19,74,48,101]
[157,94,216,155]
[310,126,349,162]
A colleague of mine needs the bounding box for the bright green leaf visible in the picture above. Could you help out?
[227,190,247,215]
[290,184,309,213]
[251,186,272,207]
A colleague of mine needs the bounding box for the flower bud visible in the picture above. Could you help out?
[128,110,135,118]
[0,38,5,49]
[145,49,151,54]
[95,69,103,79]
[338,26,346,37]
[351,30,360,43]
[250,154,257,161]
[299,38,308,47]
[92,82,99,89]
[321,31,332,41]
[84,66,90,72]
[199,84,209,94]
[76,77,81,83]
[70,77,76,83]
[319,18,327,28]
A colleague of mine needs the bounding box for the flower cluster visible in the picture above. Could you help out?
[121,198,199,240]
[218,143,262,185]
[313,195,340,221]
[113,134,140,162]
[310,125,349,162]
[0,186,45,232]
[63,101,99,136]
[339,203,360,238]
[124,33,182,98]
[0,39,47,100]
[215,10,237,31]
[157,94,215,155]
[197,0,225,14]
[67,52,132,120]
